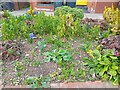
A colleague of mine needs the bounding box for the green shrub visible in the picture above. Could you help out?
[2,10,12,18]
[1,15,30,41]
[1,10,100,41]
[55,14,76,37]
[54,6,84,21]
[103,5,120,34]
[33,13,84,38]
[75,23,100,41]
[31,12,57,36]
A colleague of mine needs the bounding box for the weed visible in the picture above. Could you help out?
[43,49,72,63]
[30,59,41,67]
[23,75,50,88]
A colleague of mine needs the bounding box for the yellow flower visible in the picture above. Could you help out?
[34,15,36,17]
[27,10,31,14]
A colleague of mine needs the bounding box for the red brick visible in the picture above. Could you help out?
[88,0,118,13]
[2,81,118,88]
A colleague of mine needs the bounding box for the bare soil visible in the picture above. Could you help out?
[1,37,95,86]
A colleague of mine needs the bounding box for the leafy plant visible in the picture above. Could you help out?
[82,48,119,85]
[30,59,41,67]
[1,15,30,41]
[32,12,55,35]
[15,72,22,77]
[58,61,76,80]
[23,75,50,88]
[14,61,24,77]
[14,62,24,71]
[8,48,14,55]
[80,42,92,52]
[43,49,72,63]
[103,5,120,34]
[78,24,100,41]
[45,35,64,47]
[99,35,120,52]
[37,39,46,52]
[2,10,12,18]
[54,6,84,21]
[50,59,87,82]
[55,13,75,38]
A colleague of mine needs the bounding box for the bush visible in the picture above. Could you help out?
[1,10,100,42]
[54,6,84,21]
[103,5,120,34]
[1,15,30,41]
[32,12,55,35]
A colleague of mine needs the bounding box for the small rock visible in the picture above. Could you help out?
[25,54,29,57]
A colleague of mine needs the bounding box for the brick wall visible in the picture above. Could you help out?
[12,0,29,10]
[88,0,118,13]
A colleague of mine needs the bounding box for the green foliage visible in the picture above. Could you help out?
[50,58,88,82]
[1,10,100,42]
[2,10,12,18]
[56,61,86,81]
[55,14,76,38]
[82,48,119,85]
[14,62,24,71]
[54,6,84,21]
[15,72,22,77]
[43,49,72,63]
[80,42,92,52]
[78,24,100,41]
[30,59,41,67]
[36,39,46,52]
[101,29,111,38]
[32,12,55,35]
[32,12,78,38]
[1,15,31,41]
[45,35,64,47]
[103,5,120,34]
[8,48,14,55]
[14,61,24,77]
[24,75,50,88]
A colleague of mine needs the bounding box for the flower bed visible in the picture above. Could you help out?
[1,6,119,88]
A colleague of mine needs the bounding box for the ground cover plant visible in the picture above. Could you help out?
[1,6,120,88]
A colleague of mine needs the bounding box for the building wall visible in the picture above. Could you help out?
[88,0,118,13]
[12,0,29,10]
